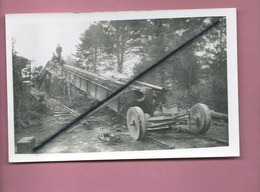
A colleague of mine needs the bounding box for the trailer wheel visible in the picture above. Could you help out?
[126,106,147,140]
[190,103,212,134]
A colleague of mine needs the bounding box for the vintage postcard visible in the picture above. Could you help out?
[6,8,239,162]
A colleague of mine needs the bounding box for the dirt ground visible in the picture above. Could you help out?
[15,89,229,154]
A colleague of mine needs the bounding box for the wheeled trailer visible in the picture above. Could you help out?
[126,103,213,140]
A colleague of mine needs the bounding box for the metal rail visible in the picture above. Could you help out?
[191,132,229,146]
[145,136,175,149]
[51,98,80,117]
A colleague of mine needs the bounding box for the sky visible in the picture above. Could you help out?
[12,22,90,68]
[8,11,229,73]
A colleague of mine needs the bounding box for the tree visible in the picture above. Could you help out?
[133,17,228,111]
[133,18,203,88]
[75,23,107,72]
[74,17,228,112]
[194,17,228,112]
[75,20,145,73]
[12,42,32,125]
[101,20,145,73]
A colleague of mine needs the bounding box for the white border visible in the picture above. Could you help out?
[6,8,239,163]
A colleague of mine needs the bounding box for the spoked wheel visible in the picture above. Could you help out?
[126,106,147,140]
[190,103,212,134]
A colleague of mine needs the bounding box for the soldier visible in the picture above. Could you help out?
[55,44,65,75]
[56,44,62,61]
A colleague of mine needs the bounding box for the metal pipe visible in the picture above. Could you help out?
[211,110,228,120]
[135,80,166,91]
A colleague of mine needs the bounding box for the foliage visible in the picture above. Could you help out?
[12,43,49,129]
[12,47,31,117]
[74,17,228,113]
[75,23,106,72]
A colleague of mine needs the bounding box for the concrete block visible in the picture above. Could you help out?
[17,137,35,154]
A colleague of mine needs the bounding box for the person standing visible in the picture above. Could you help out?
[56,44,62,61]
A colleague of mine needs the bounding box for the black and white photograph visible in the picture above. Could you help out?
[6,8,239,162]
